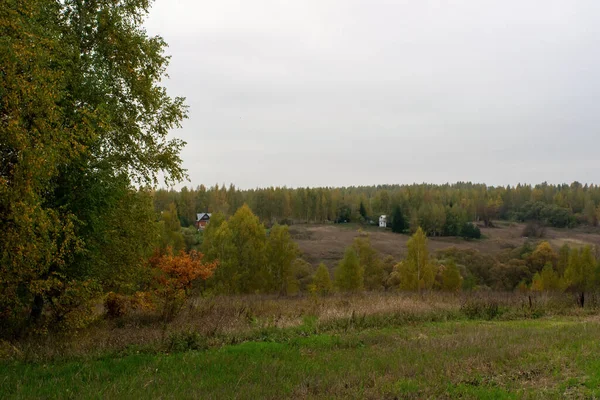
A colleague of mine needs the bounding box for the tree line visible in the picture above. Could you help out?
[155,181,600,236]
[196,205,600,307]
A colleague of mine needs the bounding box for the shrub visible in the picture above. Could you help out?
[461,222,481,239]
[150,249,217,321]
[104,293,129,319]
[522,221,546,238]
[460,298,502,320]
[167,330,208,352]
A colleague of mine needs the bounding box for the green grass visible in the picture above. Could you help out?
[3,317,600,399]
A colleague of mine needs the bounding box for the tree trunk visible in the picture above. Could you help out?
[579,292,585,308]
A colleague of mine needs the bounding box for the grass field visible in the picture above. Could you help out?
[4,222,600,399]
[291,222,600,266]
[2,316,600,399]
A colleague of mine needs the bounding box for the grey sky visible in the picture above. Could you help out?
[145,1,600,189]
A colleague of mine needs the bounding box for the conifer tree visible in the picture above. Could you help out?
[441,260,463,291]
[391,205,407,233]
[359,201,368,220]
[335,247,364,292]
[353,235,384,290]
[267,224,299,295]
[399,227,436,291]
[539,263,561,291]
[313,263,333,295]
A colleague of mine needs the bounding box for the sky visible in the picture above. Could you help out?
[144,0,600,189]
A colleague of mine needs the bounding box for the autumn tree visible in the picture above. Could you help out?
[440,260,463,291]
[353,235,384,290]
[335,247,364,292]
[398,227,436,291]
[531,272,544,292]
[557,243,571,277]
[151,249,217,320]
[208,205,268,294]
[200,212,226,261]
[313,263,333,295]
[528,241,557,274]
[267,224,299,295]
[565,246,597,307]
[1,0,187,334]
[291,258,315,293]
[158,203,185,253]
[540,263,561,291]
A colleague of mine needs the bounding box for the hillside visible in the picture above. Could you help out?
[291,222,600,267]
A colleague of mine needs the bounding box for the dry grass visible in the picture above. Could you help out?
[5,291,593,363]
[291,222,600,267]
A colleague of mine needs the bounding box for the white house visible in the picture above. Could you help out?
[379,215,387,228]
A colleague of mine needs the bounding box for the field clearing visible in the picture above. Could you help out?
[3,317,600,399]
[290,222,600,266]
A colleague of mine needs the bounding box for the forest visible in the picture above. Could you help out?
[155,181,600,234]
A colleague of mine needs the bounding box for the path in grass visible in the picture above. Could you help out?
[2,318,600,399]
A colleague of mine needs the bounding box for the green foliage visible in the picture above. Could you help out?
[0,0,187,336]
[516,201,575,228]
[155,182,600,238]
[442,206,466,236]
[490,259,530,291]
[565,246,597,295]
[159,203,185,253]
[528,241,557,274]
[208,205,268,294]
[335,204,352,223]
[167,330,208,353]
[312,263,333,295]
[353,235,384,290]
[267,224,299,295]
[202,206,303,295]
[335,247,364,292]
[540,263,561,291]
[291,259,314,293]
[391,205,407,233]
[359,201,367,219]
[461,222,482,239]
[441,260,463,292]
[398,228,436,290]
[460,299,502,320]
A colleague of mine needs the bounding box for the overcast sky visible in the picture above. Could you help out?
[145,0,600,189]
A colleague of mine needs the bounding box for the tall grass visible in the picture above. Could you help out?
[2,291,597,363]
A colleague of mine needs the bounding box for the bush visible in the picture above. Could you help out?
[516,201,575,228]
[461,222,481,239]
[460,298,502,320]
[104,293,129,319]
[167,330,207,352]
[522,221,546,238]
[150,249,217,321]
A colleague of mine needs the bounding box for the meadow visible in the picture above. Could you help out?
[2,291,600,399]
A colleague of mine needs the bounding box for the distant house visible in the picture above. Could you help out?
[379,215,387,228]
[196,213,211,230]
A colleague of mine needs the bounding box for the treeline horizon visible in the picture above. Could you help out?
[154,181,600,236]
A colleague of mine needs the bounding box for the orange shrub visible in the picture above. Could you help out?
[151,249,217,291]
[150,249,217,321]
